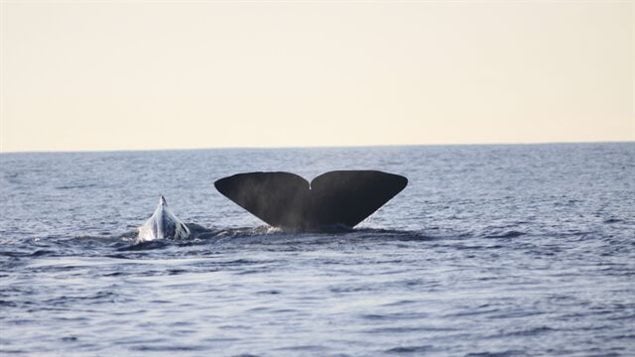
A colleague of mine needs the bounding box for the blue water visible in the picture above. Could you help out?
[1,143,634,356]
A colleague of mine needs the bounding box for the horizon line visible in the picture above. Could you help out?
[1,139,633,155]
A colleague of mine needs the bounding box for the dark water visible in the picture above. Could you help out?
[1,143,634,356]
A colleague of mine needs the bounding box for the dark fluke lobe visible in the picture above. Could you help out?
[214,170,408,231]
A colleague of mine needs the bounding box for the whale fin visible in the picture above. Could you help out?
[214,170,407,231]
[137,195,191,241]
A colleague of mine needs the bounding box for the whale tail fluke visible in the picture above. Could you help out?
[215,170,407,231]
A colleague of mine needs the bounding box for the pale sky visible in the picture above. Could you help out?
[1,1,633,152]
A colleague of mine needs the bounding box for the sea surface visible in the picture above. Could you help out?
[1,143,634,356]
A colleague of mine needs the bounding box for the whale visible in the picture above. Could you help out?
[137,195,191,241]
[214,170,407,232]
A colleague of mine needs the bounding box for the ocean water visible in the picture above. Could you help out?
[1,143,634,356]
